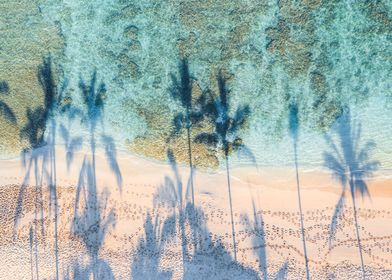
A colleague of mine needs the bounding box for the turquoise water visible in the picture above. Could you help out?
[1,0,392,169]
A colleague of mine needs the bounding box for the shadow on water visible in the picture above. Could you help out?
[194,71,253,262]
[14,55,61,280]
[13,65,122,280]
[167,58,210,205]
[63,71,121,280]
[242,196,288,280]
[37,55,63,280]
[288,99,310,280]
[0,80,17,124]
[323,109,379,279]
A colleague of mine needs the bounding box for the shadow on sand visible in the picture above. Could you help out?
[14,56,62,280]
[64,71,122,280]
[288,99,310,280]
[323,109,379,279]
[132,149,259,280]
[242,195,289,280]
[194,71,253,262]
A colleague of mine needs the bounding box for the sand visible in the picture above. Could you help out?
[0,145,391,280]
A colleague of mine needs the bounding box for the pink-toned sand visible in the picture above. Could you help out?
[0,146,391,279]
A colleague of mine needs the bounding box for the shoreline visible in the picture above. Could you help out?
[2,143,392,177]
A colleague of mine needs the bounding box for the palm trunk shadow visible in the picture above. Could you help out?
[242,195,289,280]
[194,71,252,262]
[225,153,237,262]
[29,226,34,280]
[186,125,195,205]
[350,183,366,278]
[323,109,379,279]
[289,99,310,280]
[66,71,120,280]
[293,141,310,280]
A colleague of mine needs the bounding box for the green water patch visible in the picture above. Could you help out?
[0,0,64,156]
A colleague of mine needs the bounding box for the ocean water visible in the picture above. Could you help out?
[1,0,391,170]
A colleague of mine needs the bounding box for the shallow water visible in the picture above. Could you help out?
[1,1,391,168]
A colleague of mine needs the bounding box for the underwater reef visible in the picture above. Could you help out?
[1,0,391,168]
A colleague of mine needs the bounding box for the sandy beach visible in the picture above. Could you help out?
[0,146,391,280]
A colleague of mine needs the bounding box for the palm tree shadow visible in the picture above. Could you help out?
[167,58,210,205]
[0,80,17,124]
[132,149,259,279]
[288,99,310,280]
[152,149,191,273]
[242,197,289,280]
[71,157,116,280]
[194,71,253,262]
[36,55,66,280]
[183,201,260,279]
[131,211,175,280]
[323,109,379,279]
[65,71,121,280]
[14,56,61,280]
[77,70,122,191]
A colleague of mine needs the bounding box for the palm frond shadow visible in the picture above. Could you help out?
[194,72,253,160]
[168,58,211,205]
[59,122,83,171]
[194,71,254,262]
[242,198,289,280]
[168,58,209,137]
[0,80,17,124]
[71,156,116,280]
[323,109,379,278]
[101,135,123,190]
[58,77,84,172]
[78,70,106,132]
[152,149,191,271]
[14,55,62,280]
[131,211,175,280]
[64,71,122,280]
[143,149,259,279]
[183,203,260,280]
[131,149,189,279]
[62,249,116,280]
